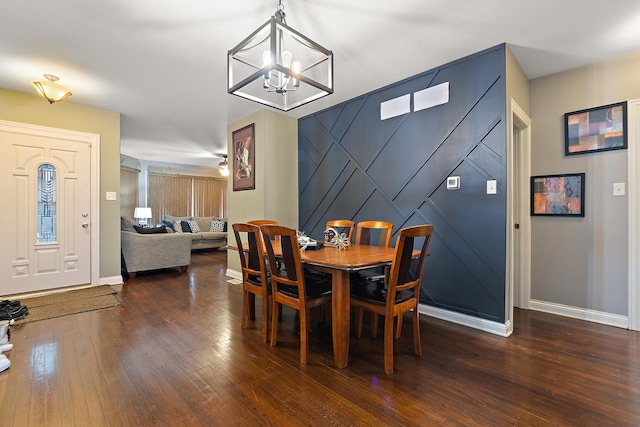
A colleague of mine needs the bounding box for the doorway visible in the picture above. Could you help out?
[0,120,99,296]
[507,99,532,331]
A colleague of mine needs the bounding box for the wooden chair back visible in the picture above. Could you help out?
[232,223,270,343]
[260,224,332,364]
[351,224,434,374]
[355,220,394,247]
[247,219,278,226]
[326,219,355,242]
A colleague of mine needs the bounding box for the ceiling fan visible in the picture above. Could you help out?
[217,154,229,177]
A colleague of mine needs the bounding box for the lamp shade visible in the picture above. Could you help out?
[31,74,72,104]
[134,207,152,219]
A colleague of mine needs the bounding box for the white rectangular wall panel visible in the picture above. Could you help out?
[414,82,450,112]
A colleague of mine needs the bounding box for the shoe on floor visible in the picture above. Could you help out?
[0,355,9,373]
[0,342,12,353]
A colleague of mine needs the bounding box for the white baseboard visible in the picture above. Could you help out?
[226,269,242,280]
[100,275,124,286]
[528,299,628,329]
[418,304,513,337]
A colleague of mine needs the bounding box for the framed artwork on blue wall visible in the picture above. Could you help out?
[564,101,627,155]
[531,173,585,217]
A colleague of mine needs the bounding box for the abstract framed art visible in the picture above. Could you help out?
[564,101,627,155]
[531,173,585,217]
[232,123,255,191]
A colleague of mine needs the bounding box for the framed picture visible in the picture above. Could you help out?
[531,173,585,217]
[564,101,627,155]
[232,123,255,191]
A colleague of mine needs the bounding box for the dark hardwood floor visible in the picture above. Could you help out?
[1,250,639,426]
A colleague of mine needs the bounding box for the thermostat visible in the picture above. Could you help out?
[446,176,460,190]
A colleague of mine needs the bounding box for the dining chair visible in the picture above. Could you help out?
[247,219,278,226]
[325,219,355,243]
[232,223,270,343]
[352,220,394,337]
[260,225,332,365]
[355,220,393,248]
[351,224,433,374]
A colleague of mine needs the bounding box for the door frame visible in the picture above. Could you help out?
[628,99,640,331]
[506,98,532,330]
[0,119,100,291]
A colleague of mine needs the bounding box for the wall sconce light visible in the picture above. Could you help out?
[31,74,72,104]
[219,155,229,177]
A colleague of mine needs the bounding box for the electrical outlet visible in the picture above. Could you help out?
[106,191,117,201]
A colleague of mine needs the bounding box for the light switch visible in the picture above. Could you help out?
[613,183,625,196]
[487,180,497,195]
[106,191,117,201]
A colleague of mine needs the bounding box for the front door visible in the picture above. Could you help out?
[0,121,93,295]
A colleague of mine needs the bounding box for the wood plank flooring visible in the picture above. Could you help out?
[0,249,639,426]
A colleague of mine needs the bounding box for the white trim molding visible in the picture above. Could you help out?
[529,299,628,329]
[226,269,242,281]
[100,275,124,286]
[419,303,513,337]
[628,98,640,331]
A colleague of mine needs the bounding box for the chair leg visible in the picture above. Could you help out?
[383,315,395,375]
[413,308,422,356]
[261,295,269,344]
[371,312,379,338]
[395,313,403,339]
[270,299,280,347]
[355,308,364,338]
[299,309,308,365]
[241,290,249,329]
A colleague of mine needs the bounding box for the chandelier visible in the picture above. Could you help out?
[227,0,333,111]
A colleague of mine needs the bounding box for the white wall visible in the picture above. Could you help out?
[529,51,640,317]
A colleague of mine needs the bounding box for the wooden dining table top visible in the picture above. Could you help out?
[229,241,398,270]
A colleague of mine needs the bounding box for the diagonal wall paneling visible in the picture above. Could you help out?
[299,45,507,322]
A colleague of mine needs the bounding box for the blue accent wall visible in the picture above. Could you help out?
[298,45,507,323]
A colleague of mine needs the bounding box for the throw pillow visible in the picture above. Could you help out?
[180,221,192,233]
[210,219,225,232]
[121,217,137,232]
[162,220,175,231]
[134,224,167,234]
[174,220,183,233]
[187,220,201,233]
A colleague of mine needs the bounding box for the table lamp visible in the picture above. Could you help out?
[134,207,152,226]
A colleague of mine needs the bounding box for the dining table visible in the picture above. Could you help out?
[298,243,399,368]
[231,240,400,369]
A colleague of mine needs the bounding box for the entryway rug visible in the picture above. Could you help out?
[13,285,121,324]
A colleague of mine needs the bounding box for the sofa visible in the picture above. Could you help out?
[163,215,228,251]
[121,217,193,278]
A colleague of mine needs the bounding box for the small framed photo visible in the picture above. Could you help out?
[232,123,255,191]
[531,173,585,217]
[565,101,627,156]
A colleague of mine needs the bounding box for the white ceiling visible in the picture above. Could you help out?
[2,0,640,167]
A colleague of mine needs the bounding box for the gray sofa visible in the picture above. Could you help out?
[121,217,193,278]
[163,215,227,251]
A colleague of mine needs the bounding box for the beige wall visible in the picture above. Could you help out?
[506,45,530,115]
[226,109,298,273]
[0,88,122,281]
[529,51,640,315]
